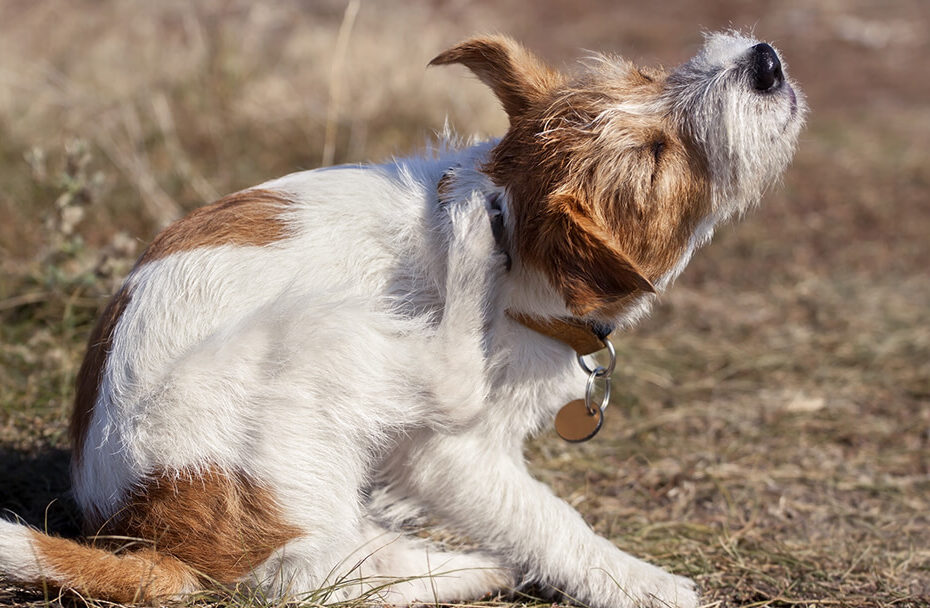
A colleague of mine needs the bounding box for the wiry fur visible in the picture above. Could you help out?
[666,31,805,220]
[0,32,805,608]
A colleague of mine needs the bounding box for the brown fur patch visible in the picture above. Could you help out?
[71,286,132,462]
[71,190,292,461]
[95,467,301,585]
[430,35,565,122]
[137,188,294,264]
[530,194,655,315]
[487,63,711,315]
[32,531,197,603]
[434,37,712,315]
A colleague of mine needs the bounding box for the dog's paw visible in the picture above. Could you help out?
[623,566,699,608]
[446,192,510,279]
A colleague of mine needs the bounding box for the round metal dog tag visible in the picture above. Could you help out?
[555,399,603,442]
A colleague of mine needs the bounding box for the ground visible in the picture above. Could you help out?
[0,1,927,607]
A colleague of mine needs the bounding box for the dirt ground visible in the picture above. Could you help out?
[1,1,927,607]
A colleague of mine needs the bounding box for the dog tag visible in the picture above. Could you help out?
[555,399,603,442]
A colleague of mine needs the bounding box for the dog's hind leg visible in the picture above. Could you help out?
[353,520,513,604]
[246,520,510,605]
[427,192,509,428]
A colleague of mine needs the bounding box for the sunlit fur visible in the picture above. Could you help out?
[480,32,805,319]
[667,31,806,221]
[0,32,804,608]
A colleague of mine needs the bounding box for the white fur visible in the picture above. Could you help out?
[667,31,806,219]
[1,32,807,608]
[0,521,52,584]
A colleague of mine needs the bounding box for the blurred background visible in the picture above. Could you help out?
[0,1,927,606]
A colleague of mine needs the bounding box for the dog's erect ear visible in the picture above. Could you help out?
[430,35,563,121]
[531,195,655,316]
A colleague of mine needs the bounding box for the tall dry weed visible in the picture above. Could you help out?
[0,0,505,255]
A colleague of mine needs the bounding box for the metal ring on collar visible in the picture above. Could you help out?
[577,336,617,377]
[583,366,611,415]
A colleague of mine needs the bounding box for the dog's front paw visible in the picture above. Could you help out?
[622,565,698,608]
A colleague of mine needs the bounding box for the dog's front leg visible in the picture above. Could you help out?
[393,431,698,608]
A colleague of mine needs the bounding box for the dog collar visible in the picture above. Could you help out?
[505,311,612,356]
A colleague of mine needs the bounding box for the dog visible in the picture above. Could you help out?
[0,32,804,607]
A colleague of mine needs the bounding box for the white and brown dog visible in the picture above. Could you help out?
[0,32,804,607]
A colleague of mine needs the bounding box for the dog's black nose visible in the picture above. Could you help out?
[752,43,783,92]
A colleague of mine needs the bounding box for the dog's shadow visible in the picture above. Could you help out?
[0,445,81,537]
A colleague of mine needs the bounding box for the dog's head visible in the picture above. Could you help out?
[431,33,805,320]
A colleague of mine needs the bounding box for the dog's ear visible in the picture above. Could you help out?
[530,194,655,316]
[430,35,563,121]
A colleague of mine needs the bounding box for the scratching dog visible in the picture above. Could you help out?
[0,32,805,608]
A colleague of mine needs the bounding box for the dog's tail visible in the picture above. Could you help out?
[0,518,199,602]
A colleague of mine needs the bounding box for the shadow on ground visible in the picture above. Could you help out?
[0,446,81,538]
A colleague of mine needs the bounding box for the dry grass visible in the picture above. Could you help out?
[1,1,928,607]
